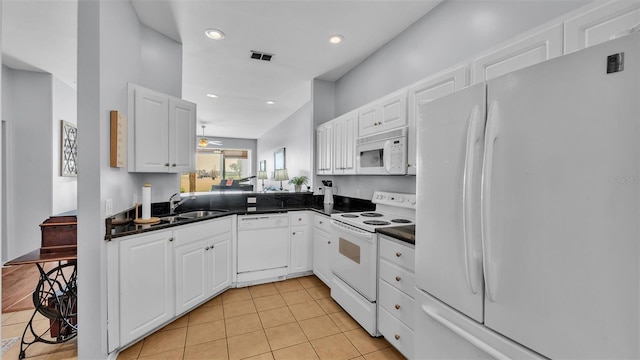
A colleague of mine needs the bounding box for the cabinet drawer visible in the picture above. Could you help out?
[379,258,415,296]
[290,211,311,227]
[314,214,331,233]
[379,279,415,330]
[379,236,415,271]
[174,216,233,246]
[379,307,414,359]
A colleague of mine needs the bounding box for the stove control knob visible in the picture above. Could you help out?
[396,197,404,203]
[409,198,416,205]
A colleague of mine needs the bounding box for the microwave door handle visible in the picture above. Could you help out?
[383,140,392,173]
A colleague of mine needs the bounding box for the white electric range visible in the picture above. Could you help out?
[330,191,416,336]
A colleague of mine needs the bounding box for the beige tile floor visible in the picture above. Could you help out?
[1,309,78,359]
[117,275,406,360]
[1,275,405,360]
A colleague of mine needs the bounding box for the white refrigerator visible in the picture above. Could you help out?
[415,32,640,359]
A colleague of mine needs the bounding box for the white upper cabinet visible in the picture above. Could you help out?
[564,0,640,53]
[358,89,408,137]
[169,99,197,173]
[471,23,563,83]
[316,122,333,175]
[128,84,196,173]
[407,65,468,175]
[333,110,358,175]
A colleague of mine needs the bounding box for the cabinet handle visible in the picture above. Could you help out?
[172,163,177,167]
[205,246,209,250]
[395,252,402,257]
[319,221,323,224]
[395,304,401,310]
[292,232,296,235]
[394,334,400,340]
[298,218,302,221]
[211,245,214,248]
[165,163,170,167]
[328,241,331,244]
[169,237,174,242]
[395,276,401,282]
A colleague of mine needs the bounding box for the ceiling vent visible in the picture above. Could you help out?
[250,50,273,62]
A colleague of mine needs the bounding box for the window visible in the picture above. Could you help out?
[181,149,251,193]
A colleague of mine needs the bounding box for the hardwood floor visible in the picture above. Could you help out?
[2,263,56,313]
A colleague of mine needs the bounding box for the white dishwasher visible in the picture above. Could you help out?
[237,214,290,285]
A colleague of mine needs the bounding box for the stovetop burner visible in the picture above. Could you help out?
[361,212,383,217]
[391,219,412,224]
[363,220,391,226]
[341,214,359,218]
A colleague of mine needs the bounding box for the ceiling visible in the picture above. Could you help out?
[2,0,442,139]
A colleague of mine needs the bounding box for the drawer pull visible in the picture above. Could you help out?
[394,334,400,340]
[205,246,210,251]
[395,304,401,310]
[396,252,402,257]
[319,221,323,224]
[292,232,296,235]
[328,241,331,244]
[169,237,174,242]
[298,218,302,221]
[395,276,402,282]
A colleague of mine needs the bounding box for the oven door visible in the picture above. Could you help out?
[331,220,378,301]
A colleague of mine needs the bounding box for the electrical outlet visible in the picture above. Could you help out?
[105,199,113,216]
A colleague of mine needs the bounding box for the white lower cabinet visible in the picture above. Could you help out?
[312,213,334,287]
[289,211,313,274]
[378,235,415,359]
[117,229,175,347]
[174,217,233,315]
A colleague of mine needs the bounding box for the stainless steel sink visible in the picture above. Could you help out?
[177,210,228,219]
[159,215,186,224]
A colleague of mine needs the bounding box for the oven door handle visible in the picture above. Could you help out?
[383,140,392,173]
[331,220,376,242]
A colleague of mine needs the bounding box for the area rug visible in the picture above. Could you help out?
[1,337,20,355]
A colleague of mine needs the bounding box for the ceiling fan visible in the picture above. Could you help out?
[198,125,223,148]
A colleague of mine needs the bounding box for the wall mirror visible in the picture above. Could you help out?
[274,148,286,170]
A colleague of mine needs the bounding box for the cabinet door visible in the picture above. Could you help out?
[471,23,563,83]
[209,233,232,296]
[132,87,170,172]
[407,65,468,175]
[175,238,208,315]
[313,226,333,287]
[564,0,640,53]
[333,111,357,175]
[316,123,333,175]
[290,226,312,274]
[119,230,174,344]
[169,99,196,173]
[358,90,408,137]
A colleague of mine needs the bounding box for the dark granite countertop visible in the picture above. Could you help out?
[105,193,374,240]
[376,225,415,245]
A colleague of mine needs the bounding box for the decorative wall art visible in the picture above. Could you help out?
[61,120,78,176]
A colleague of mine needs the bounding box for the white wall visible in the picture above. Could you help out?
[2,69,54,260]
[257,101,313,191]
[323,0,588,199]
[77,0,183,357]
[52,76,77,215]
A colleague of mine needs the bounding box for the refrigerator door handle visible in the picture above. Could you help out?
[462,105,482,295]
[481,100,500,302]
[421,305,510,360]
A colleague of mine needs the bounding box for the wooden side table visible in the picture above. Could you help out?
[5,249,77,359]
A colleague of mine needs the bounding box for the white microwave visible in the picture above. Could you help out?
[356,127,408,175]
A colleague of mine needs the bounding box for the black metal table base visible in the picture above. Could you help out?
[18,261,77,360]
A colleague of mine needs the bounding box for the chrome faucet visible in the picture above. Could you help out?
[169,192,197,214]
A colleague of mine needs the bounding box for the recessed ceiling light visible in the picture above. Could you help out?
[205,28,225,40]
[206,93,218,98]
[329,34,344,44]
[266,101,275,105]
